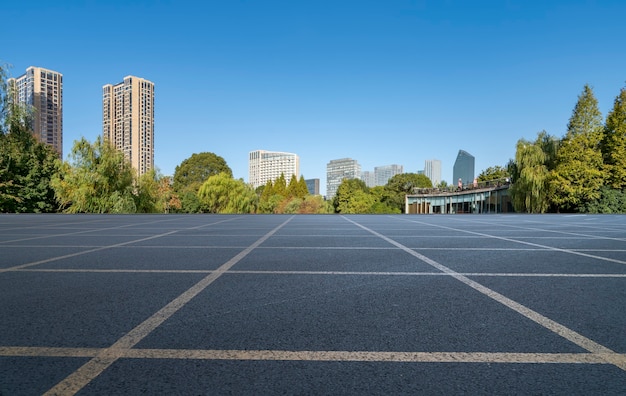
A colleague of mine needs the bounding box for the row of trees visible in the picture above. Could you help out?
[509,84,626,213]
[2,60,626,214]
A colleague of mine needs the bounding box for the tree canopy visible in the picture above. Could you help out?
[173,152,232,192]
[550,84,605,211]
[197,172,257,214]
[51,136,137,213]
[1,66,59,213]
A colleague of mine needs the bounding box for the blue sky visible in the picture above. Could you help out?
[3,0,626,195]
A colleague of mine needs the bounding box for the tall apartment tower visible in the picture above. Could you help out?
[424,159,441,187]
[8,66,63,157]
[248,150,300,189]
[375,164,403,186]
[326,158,361,199]
[452,150,475,186]
[103,76,154,175]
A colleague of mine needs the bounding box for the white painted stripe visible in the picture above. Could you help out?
[13,268,626,278]
[0,217,243,273]
[398,217,626,265]
[43,216,294,396]
[343,216,626,372]
[2,346,622,365]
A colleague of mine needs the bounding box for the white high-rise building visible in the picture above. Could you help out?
[375,164,403,186]
[249,150,300,189]
[326,158,361,199]
[424,159,441,187]
[361,171,375,188]
[8,66,63,157]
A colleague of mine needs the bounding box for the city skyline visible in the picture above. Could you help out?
[3,1,625,196]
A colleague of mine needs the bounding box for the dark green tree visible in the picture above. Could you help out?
[173,152,231,213]
[173,152,231,193]
[602,87,626,189]
[1,65,59,212]
[550,85,605,212]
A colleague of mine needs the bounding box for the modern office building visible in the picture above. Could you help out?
[103,75,155,175]
[361,171,375,188]
[248,150,300,189]
[424,159,442,187]
[452,150,475,187]
[305,178,320,195]
[8,66,63,157]
[326,158,361,199]
[375,164,403,186]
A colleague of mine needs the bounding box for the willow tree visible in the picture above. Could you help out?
[197,172,257,214]
[51,136,136,213]
[550,85,605,212]
[602,87,626,189]
[510,131,556,213]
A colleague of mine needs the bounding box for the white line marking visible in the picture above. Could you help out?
[13,268,626,278]
[2,346,623,365]
[43,216,294,396]
[0,217,243,273]
[343,216,626,372]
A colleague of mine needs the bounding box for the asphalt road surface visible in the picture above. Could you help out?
[1,214,625,395]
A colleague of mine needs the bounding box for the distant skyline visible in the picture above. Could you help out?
[3,1,625,195]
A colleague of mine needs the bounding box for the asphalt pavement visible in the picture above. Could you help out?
[1,213,625,395]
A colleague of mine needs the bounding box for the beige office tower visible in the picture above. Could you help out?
[103,76,154,175]
[249,150,300,189]
[8,66,63,157]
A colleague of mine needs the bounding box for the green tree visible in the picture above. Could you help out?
[273,173,287,197]
[369,185,401,214]
[1,67,59,213]
[550,85,605,212]
[509,131,557,213]
[51,136,136,213]
[582,187,626,213]
[197,172,257,214]
[333,178,373,213]
[602,87,626,189]
[384,173,432,213]
[173,152,231,213]
[134,169,178,213]
[477,166,509,182]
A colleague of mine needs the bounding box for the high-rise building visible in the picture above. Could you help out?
[8,66,63,157]
[361,171,375,188]
[103,76,154,175]
[452,150,475,186]
[424,159,441,187]
[375,164,403,186]
[248,150,300,189]
[326,158,361,199]
[305,178,320,195]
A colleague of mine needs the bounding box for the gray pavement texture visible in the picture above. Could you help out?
[1,213,626,395]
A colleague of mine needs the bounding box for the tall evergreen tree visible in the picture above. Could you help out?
[602,87,626,189]
[550,85,605,212]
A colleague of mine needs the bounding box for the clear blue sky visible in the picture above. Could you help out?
[3,0,625,195]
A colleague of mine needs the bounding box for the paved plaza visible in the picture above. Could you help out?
[1,214,625,395]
